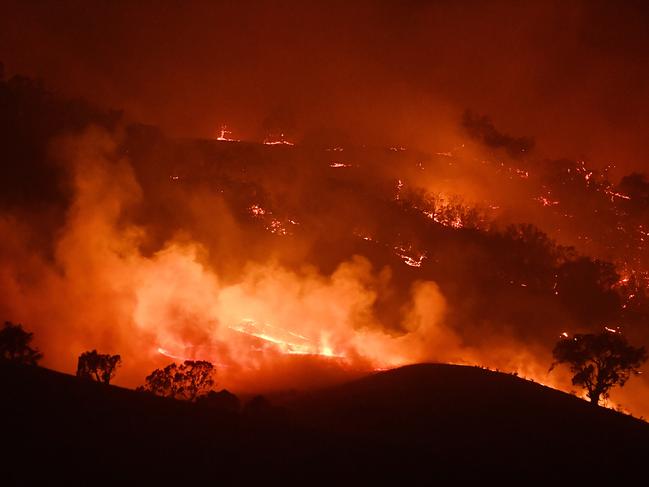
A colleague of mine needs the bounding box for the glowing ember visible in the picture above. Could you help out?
[249,204,267,216]
[267,219,288,235]
[395,179,404,200]
[248,204,298,235]
[534,195,559,207]
[216,124,238,141]
[604,189,631,201]
[394,245,426,267]
[263,133,294,146]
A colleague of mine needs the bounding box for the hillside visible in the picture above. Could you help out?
[285,363,649,475]
[4,4,649,484]
[3,72,649,416]
[2,362,648,482]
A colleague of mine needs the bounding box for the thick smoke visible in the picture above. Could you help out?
[462,111,535,158]
[0,126,580,398]
[0,128,459,391]
[2,1,649,415]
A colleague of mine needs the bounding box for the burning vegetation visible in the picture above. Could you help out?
[1,62,649,416]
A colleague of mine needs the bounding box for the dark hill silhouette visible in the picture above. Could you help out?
[2,362,648,483]
[285,363,649,474]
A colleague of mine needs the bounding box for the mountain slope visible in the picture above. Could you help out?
[286,363,649,473]
[2,362,647,482]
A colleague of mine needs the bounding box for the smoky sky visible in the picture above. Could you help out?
[2,0,649,170]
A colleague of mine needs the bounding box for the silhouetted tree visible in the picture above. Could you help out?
[76,350,121,384]
[197,389,240,413]
[139,360,215,401]
[0,321,42,365]
[551,330,647,405]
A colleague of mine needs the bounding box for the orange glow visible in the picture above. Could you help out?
[5,1,649,430]
[216,124,239,142]
[2,120,649,416]
[229,319,345,358]
[263,133,294,146]
[393,245,426,268]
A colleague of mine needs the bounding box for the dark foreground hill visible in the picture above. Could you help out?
[2,362,648,483]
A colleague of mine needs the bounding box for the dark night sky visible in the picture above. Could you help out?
[2,0,649,173]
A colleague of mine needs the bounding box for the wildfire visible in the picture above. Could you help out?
[534,195,559,207]
[10,114,649,416]
[263,133,294,146]
[422,209,465,229]
[248,203,298,235]
[604,189,631,201]
[249,204,266,216]
[229,319,344,358]
[157,347,191,361]
[267,219,289,235]
[216,124,238,142]
[394,245,426,267]
[395,179,404,200]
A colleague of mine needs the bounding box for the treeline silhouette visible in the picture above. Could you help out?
[1,319,646,410]
[3,346,649,481]
[0,321,289,420]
